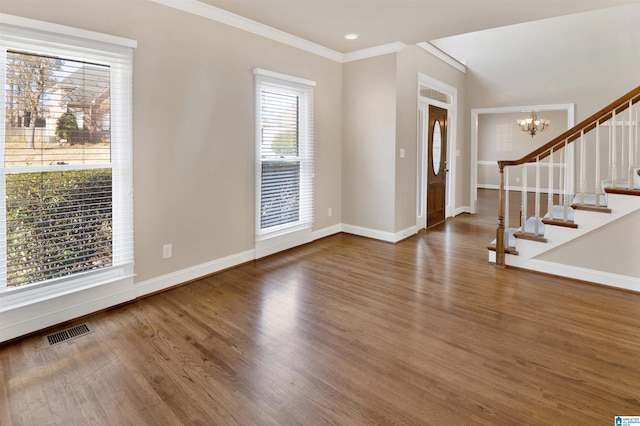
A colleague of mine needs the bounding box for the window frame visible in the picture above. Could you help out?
[0,14,135,309]
[254,68,314,249]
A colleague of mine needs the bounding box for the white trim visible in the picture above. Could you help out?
[526,259,640,293]
[453,206,471,216]
[343,42,406,63]
[478,184,500,190]
[416,42,466,73]
[254,70,314,245]
[342,224,418,243]
[135,224,342,296]
[0,265,133,311]
[0,13,137,48]
[150,0,411,64]
[478,183,564,194]
[0,275,134,342]
[253,68,316,87]
[0,16,135,343]
[312,224,342,240]
[417,73,458,228]
[342,224,395,242]
[471,104,576,214]
[150,0,342,62]
[395,225,420,241]
[135,249,255,297]
[255,228,313,259]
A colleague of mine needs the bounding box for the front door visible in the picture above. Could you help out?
[427,105,447,227]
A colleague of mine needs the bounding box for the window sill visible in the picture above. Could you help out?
[0,264,135,343]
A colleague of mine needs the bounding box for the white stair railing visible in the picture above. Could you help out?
[495,85,640,266]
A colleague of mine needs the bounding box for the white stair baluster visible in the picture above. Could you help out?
[548,148,553,220]
[522,165,527,231]
[630,100,635,188]
[596,121,602,206]
[624,110,629,181]
[612,111,617,188]
[580,130,585,204]
[535,156,541,235]
[563,139,570,220]
[505,167,510,246]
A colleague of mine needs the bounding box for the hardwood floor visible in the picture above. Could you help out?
[2,189,639,425]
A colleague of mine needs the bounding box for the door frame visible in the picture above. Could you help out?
[417,73,457,229]
[470,104,575,214]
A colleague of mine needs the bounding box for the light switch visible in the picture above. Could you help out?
[400,149,405,158]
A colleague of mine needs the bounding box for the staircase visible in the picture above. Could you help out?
[489,85,640,292]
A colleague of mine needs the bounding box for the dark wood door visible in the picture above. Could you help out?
[427,105,447,227]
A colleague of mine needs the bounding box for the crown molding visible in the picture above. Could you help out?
[151,0,412,64]
[416,42,466,73]
[342,42,407,63]
[0,13,137,48]
[150,0,344,62]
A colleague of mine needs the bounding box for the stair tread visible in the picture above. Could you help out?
[543,205,575,222]
[513,230,548,243]
[542,218,579,229]
[572,193,608,206]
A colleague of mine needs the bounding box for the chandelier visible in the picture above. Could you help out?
[517,111,549,137]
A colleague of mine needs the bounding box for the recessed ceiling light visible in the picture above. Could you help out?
[344,33,359,40]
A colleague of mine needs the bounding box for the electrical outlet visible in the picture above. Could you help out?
[162,244,172,259]
[328,207,333,217]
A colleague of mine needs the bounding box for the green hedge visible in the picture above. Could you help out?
[6,169,113,288]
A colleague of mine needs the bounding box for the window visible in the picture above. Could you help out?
[0,16,134,297]
[254,69,314,254]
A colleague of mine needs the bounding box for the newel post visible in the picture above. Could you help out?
[496,162,506,266]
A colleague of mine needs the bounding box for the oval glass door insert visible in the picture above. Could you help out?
[432,120,442,175]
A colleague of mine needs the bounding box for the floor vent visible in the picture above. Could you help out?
[44,323,93,347]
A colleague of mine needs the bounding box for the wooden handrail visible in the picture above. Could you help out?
[495,84,640,266]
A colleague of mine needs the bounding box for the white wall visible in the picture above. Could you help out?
[477,110,568,188]
[432,3,640,118]
[342,54,397,233]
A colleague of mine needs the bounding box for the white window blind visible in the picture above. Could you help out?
[0,15,134,292]
[255,69,314,241]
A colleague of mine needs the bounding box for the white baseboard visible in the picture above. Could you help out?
[342,224,396,242]
[526,259,640,293]
[134,249,256,297]
[453,206,471,216]
[394,225,420,242]
[136,223,344,296]
[312,223,342,240]
[342,223,419,243]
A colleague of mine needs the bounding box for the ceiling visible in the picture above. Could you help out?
[198,0,640,53]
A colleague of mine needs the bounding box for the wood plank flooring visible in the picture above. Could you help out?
[1,189,639,425]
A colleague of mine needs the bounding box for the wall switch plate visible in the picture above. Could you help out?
[163,244,172,259]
